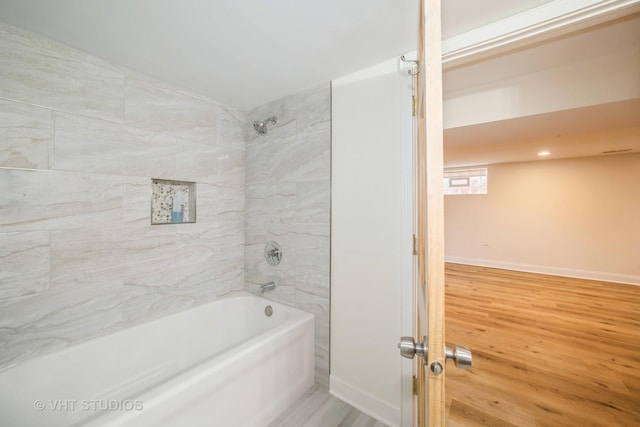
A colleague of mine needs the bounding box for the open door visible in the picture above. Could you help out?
[398,1,472,426]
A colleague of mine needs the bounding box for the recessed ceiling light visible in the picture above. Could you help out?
[538,151,551,156]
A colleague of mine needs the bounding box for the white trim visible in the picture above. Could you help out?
[329,375,401,427]
[399,57,414,427]
[445,256,640,286]
[442,0,640,67]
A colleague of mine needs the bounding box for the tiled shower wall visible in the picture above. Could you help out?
[0,23,246,368]
[245,86,331,387]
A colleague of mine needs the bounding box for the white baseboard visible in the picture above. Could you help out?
[329,375,400,427]
[445,256,640,286]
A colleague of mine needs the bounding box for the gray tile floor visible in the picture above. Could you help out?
[268,385,390,427]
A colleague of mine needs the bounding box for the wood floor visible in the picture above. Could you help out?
[445,263,640,427]
[268,385,389,427]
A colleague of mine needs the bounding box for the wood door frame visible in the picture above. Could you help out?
[414,0,446,425]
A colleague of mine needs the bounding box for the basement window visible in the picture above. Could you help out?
[443,168,487,195]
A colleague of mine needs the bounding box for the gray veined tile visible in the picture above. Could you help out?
[124,76,218,145]
[246,95,297,148]
[246,183,296,208]
[119,222,181,267]
[0,169,123,232]
[53,113,177,178]
[0,99,53,169]
[217,105,247,150]
[0,231,50,300]
[0,24,124,123]
[177,221,244,252]
[0,280,124,369]
[122,262,223,325]
[267,386,329,427]
[286,224,330,273]
[250,282,296,307]
[295,180,330,224]
[122,283,199,326]
[295,267,330,298]
[53,112,125,175]
[278,129,330,184]
[176,139,245,185]
[123,176,154,224]
[295,84,331,129]
[246,128,330,185]
[268,385,390,427]
[122,126,177,177]
[212,247,245,292]
[244,138,288,185]
[295,289,329,318]
[196,183,245,223]
[0,23,124,73]
[245,182,297,224]
[49,226,129,290]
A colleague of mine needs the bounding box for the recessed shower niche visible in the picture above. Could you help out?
[151,179,197,224]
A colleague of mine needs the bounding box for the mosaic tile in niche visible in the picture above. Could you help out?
[151,179,196,224]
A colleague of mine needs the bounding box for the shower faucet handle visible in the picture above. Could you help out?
[264,241,282,266]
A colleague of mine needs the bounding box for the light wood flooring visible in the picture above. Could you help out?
[268,385,389,427]
[445,263,640,427]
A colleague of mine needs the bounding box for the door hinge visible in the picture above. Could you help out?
[412,95,416,116]
[412,375,418,395]
[412,234,418,256]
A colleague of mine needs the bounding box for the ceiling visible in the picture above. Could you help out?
[0,0,556,110]
[444,100,640,167]
[0,0,638,166]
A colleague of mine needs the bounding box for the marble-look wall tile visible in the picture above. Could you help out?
[123,127,177,178]
[245,183,297,225]
[288,224,330,273]
[0,23,124,123]
[213,242,245,293]
[124,74,218,145]
[0,169,123,232]
[246,122,330,185]
[0,280,124,368]
[123,176,153,224]
[0,99,52,169]
[294,181,330,224]
[49,226,127,290]
[176,139,244,185]
[0,23,247,369]
[0,231,50,299]
[245,83,331,387]
[122,261,218,326]
[217,106,247,150]
[246,94,297,148]
[295,84,331,130]
[54,112,177,177]
[197,183,245,223]
[53,112,125,175]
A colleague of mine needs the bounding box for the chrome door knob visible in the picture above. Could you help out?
[445,344,472,369]
[398,336,428,363]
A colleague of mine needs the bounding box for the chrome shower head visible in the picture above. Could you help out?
[253,116,278,134]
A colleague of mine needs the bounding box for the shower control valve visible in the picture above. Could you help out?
[264,241,282,266]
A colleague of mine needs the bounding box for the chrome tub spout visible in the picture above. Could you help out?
[260,281,276,294]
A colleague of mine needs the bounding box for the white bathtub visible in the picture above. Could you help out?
[0,293,315,427]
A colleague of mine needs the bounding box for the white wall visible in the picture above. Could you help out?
[331,59,411,426]
[445,152,640,285]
